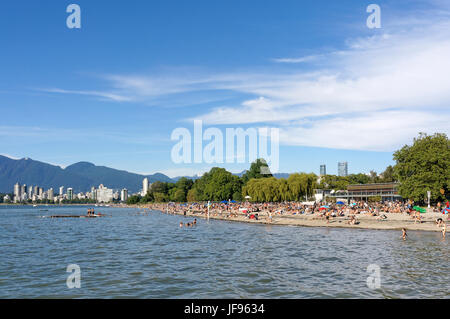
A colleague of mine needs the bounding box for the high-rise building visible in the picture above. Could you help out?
[21,185,27,200]
[28,186,33,199]
[96,184,113,203]
[14,183,21,202]
[91,186,97,201]
[33,186,39,196]
[67,188,74,201]
[338,162,348,177]
[59,186,64,196]
[48,188,54,201]
[320,165,326,176]
[121,189,128,202]
[142,178,149,196]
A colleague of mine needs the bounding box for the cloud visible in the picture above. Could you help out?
[40,88,133,102]
[41,2,450,153]
[279,111,449,152]
[272,54,322,64]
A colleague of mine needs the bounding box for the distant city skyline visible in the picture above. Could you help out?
[10,181,134,204]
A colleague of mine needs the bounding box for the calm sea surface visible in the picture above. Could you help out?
[0,206,448,299]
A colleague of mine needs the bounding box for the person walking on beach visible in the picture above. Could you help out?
[326,211,331,224]
[402,228,407,241]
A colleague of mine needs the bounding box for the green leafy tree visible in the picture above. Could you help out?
[187,188,199,202]
[140,192,154,203]
[380,165,396,183]
[150,181,168,195]
[319,175,349,191]
[192,167,242,201]
[127,195,141,205]
[170,188,186,202]
[393,133,450,202]
[153,192,169,203]
[347,173,371,185]
[241,159,273,184]
[368,170,380,183]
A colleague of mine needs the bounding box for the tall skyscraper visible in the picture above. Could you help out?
[121,189,128,202]
[91,186,97,201]
[59,186,64,196]
[21,185,27,199]
[338,162,348,177]
[142,178,149,196]
[48,188,54,201]
[67,188,73,201]
[320,165,326,176]
[14,183,21,202]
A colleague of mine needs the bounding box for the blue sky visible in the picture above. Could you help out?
[1,0,449,177]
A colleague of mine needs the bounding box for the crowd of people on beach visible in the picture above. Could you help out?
[155,200,448,218]
[142,199,450,239]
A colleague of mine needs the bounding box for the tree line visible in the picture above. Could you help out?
[126,133,449,205]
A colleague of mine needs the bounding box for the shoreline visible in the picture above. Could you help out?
[132,204,448,233]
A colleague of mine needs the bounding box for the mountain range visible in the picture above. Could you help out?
[0,155,292,194]
[0,155,173,193]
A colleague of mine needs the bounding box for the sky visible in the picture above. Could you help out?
[1,0,449,178]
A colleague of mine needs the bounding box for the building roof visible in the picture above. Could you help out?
[347,183,399,191]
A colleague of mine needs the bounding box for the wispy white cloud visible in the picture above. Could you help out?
[41,2,450,152]
[272,54,322,64]
[40,88,133,102]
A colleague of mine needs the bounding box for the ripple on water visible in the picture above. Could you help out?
[0,206,448,298]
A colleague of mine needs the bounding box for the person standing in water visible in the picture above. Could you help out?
[402,228,407,240]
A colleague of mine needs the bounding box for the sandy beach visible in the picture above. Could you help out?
[135,204,449,233]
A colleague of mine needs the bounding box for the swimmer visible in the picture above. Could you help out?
[179,222,183,228]
[193,219,197,225]
[442,223,446,239]
[402,228,407,240]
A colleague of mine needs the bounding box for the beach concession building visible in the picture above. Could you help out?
[347,183,402,202]
[315,182,402,203]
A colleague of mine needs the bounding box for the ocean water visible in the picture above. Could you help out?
[0,206,448,299]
